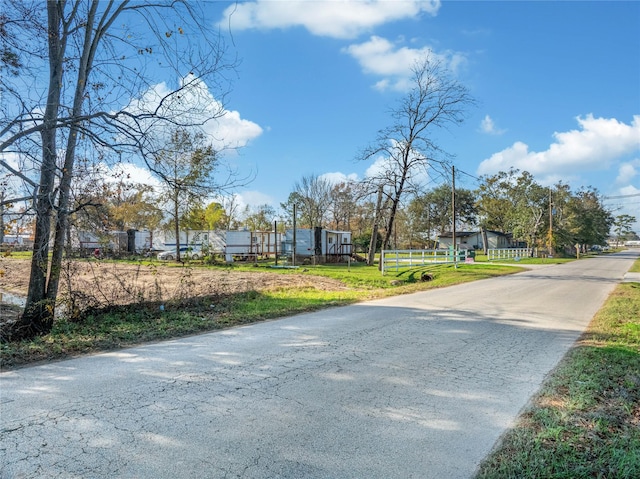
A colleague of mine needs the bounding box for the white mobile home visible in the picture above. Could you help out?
[225,230,281,259]
[437,230,513,250]
[282,228,352,262]
[224,230,254,257]
[76,230,124,251]
[75,229,153,253]
[157,230,225,253]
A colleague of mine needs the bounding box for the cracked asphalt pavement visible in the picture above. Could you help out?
[2,251,638,478]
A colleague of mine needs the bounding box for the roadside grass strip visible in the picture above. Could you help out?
[476,280,640,479]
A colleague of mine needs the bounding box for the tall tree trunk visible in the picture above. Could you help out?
[12,1,125,340]
[48,2,100,304]
[0,194,5,246]
[383,189,402,251]
[367,185,383,266]
[382,153,410,251]
[174,193,181,262]
[14,4,65,340]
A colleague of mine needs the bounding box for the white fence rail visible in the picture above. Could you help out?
[381,249,471,275]
[487,248,531,260]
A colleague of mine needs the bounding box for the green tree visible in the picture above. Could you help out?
[152,129,218,262]
[409,183,477,239]
[475,170,518,234]
[476,169,549,250]
[612,214,636,245]
[242,204,276,231]
[110,183,163,232]
[560,188,612,251]
[204,202,227,231]
[181,203,207,232]
[544,182,572,254]
[509,171,547,249]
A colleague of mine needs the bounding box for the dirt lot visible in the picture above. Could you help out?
[0,258,347,311]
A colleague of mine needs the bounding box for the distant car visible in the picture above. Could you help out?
[157,246,202,261]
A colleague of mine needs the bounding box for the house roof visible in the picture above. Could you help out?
[437,230,511,239]
[437,231,479,238]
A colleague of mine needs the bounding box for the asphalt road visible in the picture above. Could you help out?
[1,250,638,479]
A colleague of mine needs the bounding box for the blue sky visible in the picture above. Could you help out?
[86,1,640,228]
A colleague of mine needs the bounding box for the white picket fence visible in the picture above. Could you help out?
[380,249,471,275]
[487,248,531,260]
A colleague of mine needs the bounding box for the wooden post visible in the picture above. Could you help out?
[368,185,383,268]
[452,166,457,267]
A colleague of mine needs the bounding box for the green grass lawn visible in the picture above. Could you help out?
[474,253,575,265]
[475,259,640,479]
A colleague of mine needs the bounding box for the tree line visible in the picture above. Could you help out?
[66,165,628,260]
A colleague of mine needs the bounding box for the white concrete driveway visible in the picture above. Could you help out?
[1,250,638,478]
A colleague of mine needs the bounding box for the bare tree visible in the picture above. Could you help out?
[358,55,474,251]
[221,195,242,230]
[327,181,360,230]
[282,174,332,228]
[1,1,233,340]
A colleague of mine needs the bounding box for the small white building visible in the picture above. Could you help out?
[1,234,33,248]
[157,229,225,253]
[225,230,281,259]
[437,230,513,250]
[282,228,352,262]
[75,229,153,253]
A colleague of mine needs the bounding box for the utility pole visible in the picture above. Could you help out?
[548,187,554,257]
[452,165,457,266]
[274,220,278,266]
[292,204,297,267]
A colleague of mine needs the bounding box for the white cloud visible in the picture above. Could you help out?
[364,141,430,185]
[219,0,441,39]
[102,162,162,189]
[477,115,640,177]
[364,154,391,179]
[203,108,264,154]
[620,184,640,195]
[319,171,360,184]
[480,115,506,135]
[0,152,30,204]
[236,190,276,208]
[608,184,640,232]
[342,36,467,91]
[616,160,639,185]
[125,75,263,153]
[4,152,19,169]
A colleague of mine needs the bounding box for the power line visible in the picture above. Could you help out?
[456,168,480,181]
[603,193,640,200]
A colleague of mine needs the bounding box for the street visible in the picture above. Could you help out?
[1,251,638,479]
